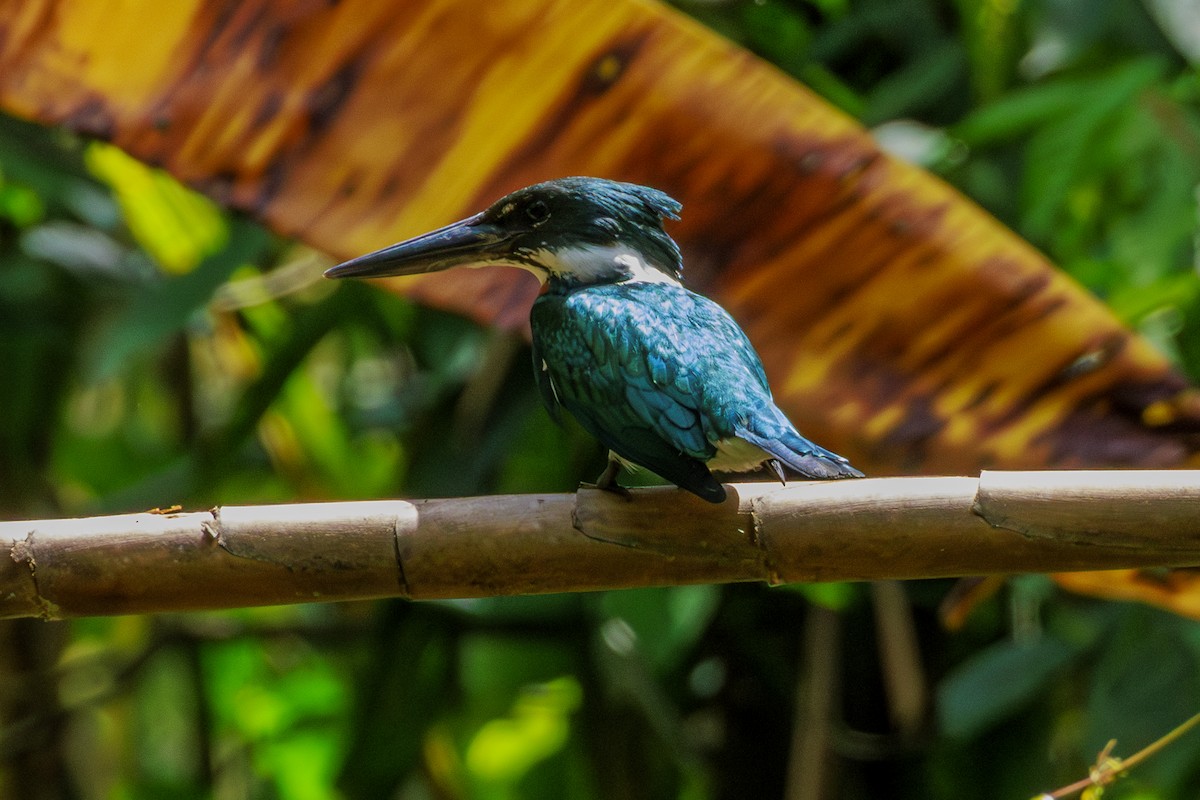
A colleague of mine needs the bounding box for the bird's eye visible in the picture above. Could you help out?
[526,200,550,225]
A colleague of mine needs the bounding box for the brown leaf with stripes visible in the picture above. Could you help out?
[1,0,1198,481]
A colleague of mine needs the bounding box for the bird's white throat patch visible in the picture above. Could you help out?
[529,245,682,286]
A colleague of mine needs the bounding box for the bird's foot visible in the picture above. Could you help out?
[580,481,633,501]
[583,459,633,502]
[767,458,788,486]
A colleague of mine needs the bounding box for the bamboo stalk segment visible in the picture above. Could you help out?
[3,472,1200,620]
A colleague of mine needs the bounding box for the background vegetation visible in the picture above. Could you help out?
[4,0,1200,797]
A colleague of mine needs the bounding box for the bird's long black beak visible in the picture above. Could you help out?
[324,213,511,279]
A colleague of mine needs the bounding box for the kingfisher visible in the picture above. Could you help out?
[325,177,863,503]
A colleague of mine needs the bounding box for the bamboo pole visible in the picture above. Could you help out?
[3,472,1200,620]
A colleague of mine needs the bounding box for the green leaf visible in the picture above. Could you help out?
[862,39,967,124]
[1021,58,1166,241]
[785,581,858,611]
[1087,609,1200,792]
[87,217,270,380]
[86,142,227,274]
[459,634,576,712]
[598,586,721,672]
[0,180,44,226]
[465,677,582,785]
[261,731,343,800]
[953,78,1107,146]
[937,635,1080,739]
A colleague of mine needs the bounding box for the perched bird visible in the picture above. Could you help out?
[325,177,863,503]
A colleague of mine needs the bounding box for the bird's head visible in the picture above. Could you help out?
[324,177,684,287]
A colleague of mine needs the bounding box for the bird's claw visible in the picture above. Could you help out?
[585,459,634,501]
[579,481,634,501]
[601,482,634,501]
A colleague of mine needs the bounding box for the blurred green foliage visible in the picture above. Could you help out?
[4,0,1200,798]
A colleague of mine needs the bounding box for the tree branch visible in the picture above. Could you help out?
[4,471,1200,619]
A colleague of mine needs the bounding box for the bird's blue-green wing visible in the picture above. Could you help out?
[530,337,564,425]
[530,285,764,500]
[590,286,860,481]
[531,283,860,492]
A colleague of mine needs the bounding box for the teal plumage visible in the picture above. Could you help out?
[532,281,858,503]
[325,176,863,502]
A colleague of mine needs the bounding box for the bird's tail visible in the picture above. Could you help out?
[737,425,864,480]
